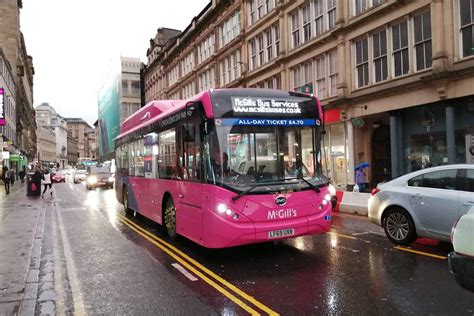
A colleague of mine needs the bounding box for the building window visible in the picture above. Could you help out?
[355,38,369,87]
[315,56,326,99]
[266,29,273,60]
[354,0,384,15]
[248,0,277,25]
[258,34,265,65]
[392,21,409,77]
[327,0,336,30]
[460,0,473,58]
[181,52,195,76]
[168,64,180,86]
[181,81,195,99]
[274,24,281,55]
[328,50,338,96]
[314,0,324,37]
[219,11,241,48]
[291,66,302,90]
[414,11,432,71]
[220,50,241,86]
[355,0,367,15]
[291,11,300,48]
[197,35,215,65]
[248,23,280,71]
[198,67,215,91]
[250,40,257,70]
[303,4,312,42]
[372,30,388,82]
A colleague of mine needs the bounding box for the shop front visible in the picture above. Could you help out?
[389,96,474,177]
[322,108,355,189]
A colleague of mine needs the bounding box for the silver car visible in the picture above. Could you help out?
[369,164,474,245]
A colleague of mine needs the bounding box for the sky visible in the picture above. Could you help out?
[21,0,210,126]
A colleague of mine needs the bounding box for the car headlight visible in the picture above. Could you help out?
[108,177,115,182]
[88,176,97,184]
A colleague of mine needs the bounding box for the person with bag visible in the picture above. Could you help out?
[41,169,54,198]
[2,166,10,195]
[32,166,43,196]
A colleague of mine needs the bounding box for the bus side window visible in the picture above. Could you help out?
[183,122,202,182]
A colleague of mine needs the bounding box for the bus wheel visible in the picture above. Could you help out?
[164,198,177,241]
[123,188,133,215]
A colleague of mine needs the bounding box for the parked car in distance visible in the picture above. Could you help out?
[449,208,474,292]
[73,170,87,183]
[86,166,114,190]
[368,164,474,245]
[52,171,66,183]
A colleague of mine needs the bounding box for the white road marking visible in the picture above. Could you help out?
[352,232,370,236]
[172,263,198,281]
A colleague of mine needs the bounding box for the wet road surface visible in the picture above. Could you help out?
[43,179,474,315]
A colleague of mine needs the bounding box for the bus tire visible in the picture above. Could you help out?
[123,187,133,216]
[164,197,177,241]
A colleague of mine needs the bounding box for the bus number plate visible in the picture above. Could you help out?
[268,228,295,239]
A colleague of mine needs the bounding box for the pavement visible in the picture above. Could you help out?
[0,181,45,316]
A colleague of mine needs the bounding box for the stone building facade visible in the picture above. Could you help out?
[35,103,69,168]
[143,0,474,189]
[0,0,37,163]
[67,133,78,166]
[65,118,92,159]
[36,125,56,167]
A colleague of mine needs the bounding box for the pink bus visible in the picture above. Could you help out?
[115,89,332,248]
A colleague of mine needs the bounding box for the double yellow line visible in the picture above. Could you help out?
[116,213,279,316]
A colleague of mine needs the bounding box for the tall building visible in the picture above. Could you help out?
[0,0,37,164]
[84,127,97,160]
[36,125,56,168]
[97,56,142,162]
[66,133,78,166]
[0,48,19,170]
[35,103,68,168]
[65,118,92,159]
[143,0,474,189]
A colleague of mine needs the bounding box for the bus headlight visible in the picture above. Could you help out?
[87,176,97,185]
[217,203,227,214]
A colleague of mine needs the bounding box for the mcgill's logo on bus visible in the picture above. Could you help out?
[267,209,297,220]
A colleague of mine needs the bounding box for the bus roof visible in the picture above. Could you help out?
[117,90,212,140]
[116,88,321,142]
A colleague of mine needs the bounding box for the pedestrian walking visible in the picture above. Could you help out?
[2,166,10,194]
[10,168,15,186]
[19,169,26,184]
[355,168,366,192]
[41,169,54,198]
[32,166,43,197]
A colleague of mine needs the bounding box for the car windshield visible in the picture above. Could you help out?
[205,124,327,193]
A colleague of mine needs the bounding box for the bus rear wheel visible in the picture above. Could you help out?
[164,198,177,241]
[123,188,133,216]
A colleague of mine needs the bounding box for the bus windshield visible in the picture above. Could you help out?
[207,124,328,193]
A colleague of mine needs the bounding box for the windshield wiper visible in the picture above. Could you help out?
[231,181,283,202]
[283,177,327,193]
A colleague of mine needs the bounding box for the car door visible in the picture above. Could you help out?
[459,169,474,216]
[407,168,459,238]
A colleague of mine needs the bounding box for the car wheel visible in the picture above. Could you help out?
[164,197,177,241]
[383,207,417,245]
[123,187,133,215]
